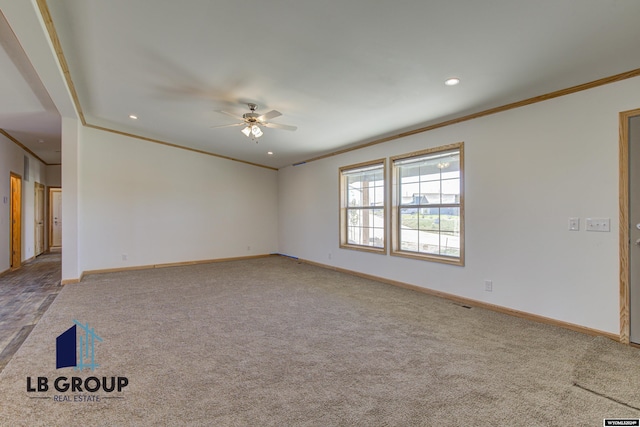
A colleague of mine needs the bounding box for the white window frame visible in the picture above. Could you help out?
[339,159,387,254]
[391,142,464,266]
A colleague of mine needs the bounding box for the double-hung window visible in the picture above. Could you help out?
[339,159,386,253]
[391,143,464,265]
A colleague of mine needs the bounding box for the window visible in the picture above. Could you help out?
[391,143,464,265]
[339,159,386,253]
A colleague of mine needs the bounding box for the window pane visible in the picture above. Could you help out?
[340,158,385,251]
[347,212,378,245]
[371,208,384,224]
[441,207,460,235]
[416,208,440,254]
[400,211,417,229]
[400,228,418,252]
[418,210,440,233]
[414,207,461,257]
[441,178,459,203]
[346,225,365,245]
[371,226,385,248]
[399,182,419,197]
[392,145,463,262]
[346,169,383,208]
[371,181,384,207]
[419,162,441,179]
[420,181,440,204]
[347,208,365,227]
[400,163,420,179]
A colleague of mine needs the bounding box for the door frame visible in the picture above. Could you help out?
[10,172,22,270]
[619,107,640,344]
[49,187,61,249]
[34,181,45,256]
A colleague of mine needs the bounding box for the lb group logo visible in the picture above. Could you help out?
[56,320,102,370]
[26,320,129,402]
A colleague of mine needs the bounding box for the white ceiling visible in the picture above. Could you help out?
[3,1,640,168]
[0,9,61,164]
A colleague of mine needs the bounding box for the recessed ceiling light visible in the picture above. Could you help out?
[267,151,274,155]
[445,77,460,86]
[129,114,138,120]
[38,139,44,143]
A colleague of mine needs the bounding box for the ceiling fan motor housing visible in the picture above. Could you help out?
[243,112,259,122]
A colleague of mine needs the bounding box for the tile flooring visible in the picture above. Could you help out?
[0,251,62,373]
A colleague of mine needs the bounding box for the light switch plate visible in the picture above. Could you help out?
[568,218,580,231]
[586,218,610,232]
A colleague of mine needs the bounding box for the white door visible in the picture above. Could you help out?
[34,182,45,255]
[50,188,62,248]
[629,115,640,343]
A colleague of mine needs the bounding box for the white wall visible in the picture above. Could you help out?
[62,117,80,280]
[46,165,61,187]
[78,126,279,273]
[278,76,640,335]
[0,133,48,272]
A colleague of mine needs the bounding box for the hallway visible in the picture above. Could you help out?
[0,252,62,373]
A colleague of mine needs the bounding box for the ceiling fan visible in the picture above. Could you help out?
[211,103,297,142]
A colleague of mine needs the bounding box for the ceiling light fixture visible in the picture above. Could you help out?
[444,77,460,86]
[267,151,274,155]
[251,125,263,138]
[129,114,138,120]
[241,123,263,141]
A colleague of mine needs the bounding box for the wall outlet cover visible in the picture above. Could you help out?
[568,218,580,231]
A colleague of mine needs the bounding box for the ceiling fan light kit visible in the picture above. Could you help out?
[212,103,297,143]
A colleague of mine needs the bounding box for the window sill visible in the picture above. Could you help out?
[340,244,387,255]
[390,249,464,266]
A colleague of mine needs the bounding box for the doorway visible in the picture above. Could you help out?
[34,182,45,256]
[10,173,21,269]
[49,188,62,249]
[620,108,640,344]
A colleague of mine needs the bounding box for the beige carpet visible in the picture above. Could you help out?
[573,336,640,410]
[0,256,639,426]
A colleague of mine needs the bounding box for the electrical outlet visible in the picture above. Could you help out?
[485,280,493,292]
[247,246,251,251]
[122,253,127,261]
[328,252,332,260]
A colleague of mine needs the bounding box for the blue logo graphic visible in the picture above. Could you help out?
[56,320,103,371]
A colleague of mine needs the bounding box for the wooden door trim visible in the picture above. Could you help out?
[619,108,640,344]
[34,182,45,256]
[10,172,22,270]
[48,187,61,249]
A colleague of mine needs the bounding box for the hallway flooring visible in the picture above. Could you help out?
[0,251,62,373]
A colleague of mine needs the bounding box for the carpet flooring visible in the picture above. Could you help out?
[0,256,638,426]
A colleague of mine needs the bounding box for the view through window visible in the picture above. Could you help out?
[339,159,386,253]
[391,143,464,265]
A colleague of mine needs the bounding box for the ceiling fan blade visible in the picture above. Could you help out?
[257,110,282,122]
[210,122,245,129]
[264,122,297,131]
[216,110,244,120]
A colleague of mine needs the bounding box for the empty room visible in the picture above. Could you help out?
[2,1,640,425]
